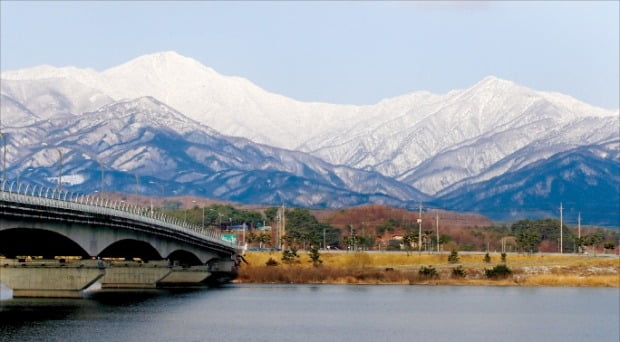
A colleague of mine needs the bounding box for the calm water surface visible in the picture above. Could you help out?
[1,284,618,342]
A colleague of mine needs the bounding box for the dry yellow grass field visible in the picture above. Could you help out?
[238,251,620,287]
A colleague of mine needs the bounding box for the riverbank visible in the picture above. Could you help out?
[237,251,620,287]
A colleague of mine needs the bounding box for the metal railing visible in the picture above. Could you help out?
[0,180,237,249]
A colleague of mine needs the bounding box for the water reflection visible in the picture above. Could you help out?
[0,285,618,342]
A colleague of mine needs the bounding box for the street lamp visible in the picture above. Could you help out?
[134,173,140,205]
[16,167,34,185]
[0,132,6,182]
[56,148,63,191]
[149,180,165,197]
[242,221,246,247]
[97,159,104,194]
[209,208,223,230]
[187,200,196,223]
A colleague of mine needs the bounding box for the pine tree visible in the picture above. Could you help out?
[308,246,323,267]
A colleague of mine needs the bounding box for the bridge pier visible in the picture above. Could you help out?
[100,261,172,289]
[101,261,213,288]
[158,265,211,287]
[205,259,239,285]
[0,259,105,298]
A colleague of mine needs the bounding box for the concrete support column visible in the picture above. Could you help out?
[211,259,237,273]
[100,261,172,289]
[0,259,105,298]
[158,265,211,287]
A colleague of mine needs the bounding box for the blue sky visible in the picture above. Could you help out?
[1,1,618,109]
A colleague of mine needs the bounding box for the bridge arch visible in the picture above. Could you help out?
[98,239,162,261]
[0,228,89,259]
[167,250,203,266]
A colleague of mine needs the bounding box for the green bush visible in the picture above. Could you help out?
[451,265,467,278]
[501,252,507,263]
[281,248,300,264]
[419,265,438,279]
[308,246,323,267]
[485,264,512,278]
[448,250,460,264]
[483,252,491,263]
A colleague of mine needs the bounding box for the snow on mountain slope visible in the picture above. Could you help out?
[437,141,620,227]
[434,116,619,197]
[2,52,362,149]
[0,93,40,127]
[400,112,619,195]
[1,77,113,126]
[2,52,617,198]
[307,77,616,179]
[6,96,427,208]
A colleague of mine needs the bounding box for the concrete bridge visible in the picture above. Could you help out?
[0,181,243,298]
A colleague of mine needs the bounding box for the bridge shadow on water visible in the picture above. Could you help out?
[0,286,219,330]
[84,287,208,304]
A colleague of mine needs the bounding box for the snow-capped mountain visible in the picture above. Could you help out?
[1,51,361,150]
[5,97,427,208]
[0,77,113,127]
[3,52,617,196]
[306,77,618,194]
[2,51,618,224]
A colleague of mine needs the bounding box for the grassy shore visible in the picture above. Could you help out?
[237,251,620,287]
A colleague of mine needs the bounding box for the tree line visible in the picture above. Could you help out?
[163,203,618,253]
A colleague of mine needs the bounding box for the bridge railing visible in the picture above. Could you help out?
[0,180,238,249]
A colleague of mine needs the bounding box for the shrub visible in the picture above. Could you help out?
[485,264,512,278]
[265,257,279,267]
[419,265,438,279]
[308,246,323,267]
[603,242,615,252]
[451,265,467,278]
[483,252,491,263]
[501,253,507,263]
[281,248,300,264]
[448,250,460,264]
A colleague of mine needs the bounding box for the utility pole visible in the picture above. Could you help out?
[559,202,564,254]
[278,204,286,250]
[323,226,326,251]
[282,205,286,248]
[417,203,423,253]
[276,212,280,250]
[56,148,63,191]
[350,224,354,252]
[577,212,581,254]
[435,213,439,253]
[578,212,581,239]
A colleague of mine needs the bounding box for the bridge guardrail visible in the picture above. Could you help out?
[0,180,238,250]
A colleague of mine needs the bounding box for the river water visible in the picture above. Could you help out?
[1,284,618,342]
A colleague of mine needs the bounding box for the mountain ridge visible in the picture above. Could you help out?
[2,51,618,224]
[4,96,428,209]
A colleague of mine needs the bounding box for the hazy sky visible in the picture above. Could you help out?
[1,1,618,109]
